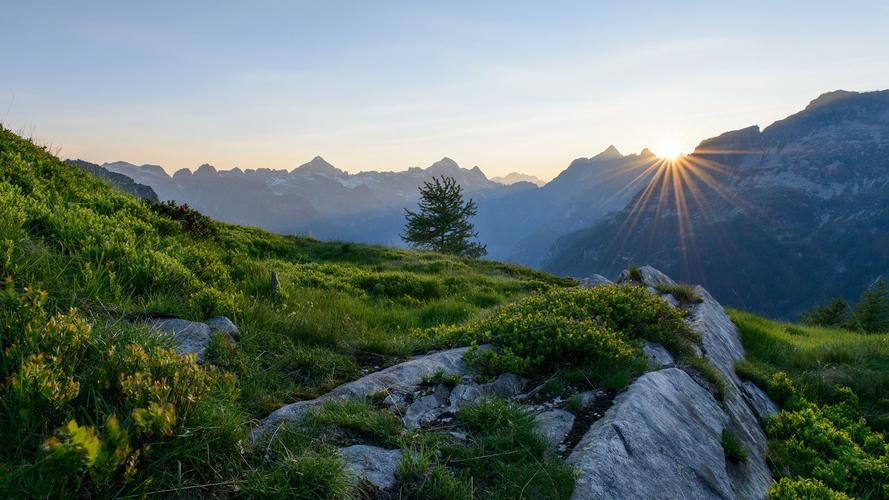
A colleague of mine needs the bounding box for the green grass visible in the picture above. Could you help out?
[398,398,576,499]
[730,309,889,428]
[729,309,889,499]
[0,126,573,497]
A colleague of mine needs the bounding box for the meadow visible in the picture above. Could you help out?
[731,310,889,498]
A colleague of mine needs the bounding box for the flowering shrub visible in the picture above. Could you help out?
[433,284,697,377]
[0,280,225,495]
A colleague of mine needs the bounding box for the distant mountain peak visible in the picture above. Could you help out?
[194,163,218,176]
[805,90,858,110]
[639,148,656,157]
[491,172,546,187]
[429,157,460,170]
[594,145,623,160]
[294,156,345,176]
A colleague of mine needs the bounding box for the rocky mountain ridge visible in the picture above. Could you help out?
[545,89,889,318]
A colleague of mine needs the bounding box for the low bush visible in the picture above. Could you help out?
[430,284,698,379]
[721,430,747,462]
[654,283,703,304]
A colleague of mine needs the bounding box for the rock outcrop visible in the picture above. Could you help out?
[569,368,732,499]
[148,316,237,362]
[246,265,775,497]
[568,266,776,499]
[249,345,487,442]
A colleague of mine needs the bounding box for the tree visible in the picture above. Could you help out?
[854,277,889,333]
[402,175,487,258]
[799,298,848,327]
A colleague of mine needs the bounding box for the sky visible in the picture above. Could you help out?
[3,1,889,180]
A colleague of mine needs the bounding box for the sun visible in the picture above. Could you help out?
[654,142,684,160]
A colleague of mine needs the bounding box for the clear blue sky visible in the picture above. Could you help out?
[3,1,888,179]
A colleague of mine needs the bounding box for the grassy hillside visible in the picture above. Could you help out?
[0,126,586,496]
[731,310,889,498]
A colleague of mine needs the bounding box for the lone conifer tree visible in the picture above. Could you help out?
[855,277,889,333]
[402,175,487,258]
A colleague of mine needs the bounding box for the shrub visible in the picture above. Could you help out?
[627,264,643,282]
[434,284,697,378]
[721,430,747,462]
[654,283,703,304]
[353,272,443,301]
[799,298,849,328]
[145,200,217,239]
[0,280,232,496]
[769,477,853,499]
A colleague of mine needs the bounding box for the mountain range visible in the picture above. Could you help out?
[72,89,889,318]
[543,90,889,318]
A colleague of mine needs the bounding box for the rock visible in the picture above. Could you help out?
[403,394,445,429]
[250,345,489,441]
[741,381,780,421]
[576,391,597,409]
[448,430,467,441]
[270,271,280,294]
[448,383,484,412]
[483,373,527,398]
[205,316,239,340]
[149,319,211,362]
[432,383,451,404]
[339,445,402,490]
[534,409,575,452]
[689,285,775,498]
[662,293,680,308]
[579,274,613,288]
[568,368,732,499]
[618,265,677,287]
[642,342,674,369]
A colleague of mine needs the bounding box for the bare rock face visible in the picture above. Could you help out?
[568,368,732,499]
[338,445,402,490]
[688,286,776,499]
[250,345,488,441]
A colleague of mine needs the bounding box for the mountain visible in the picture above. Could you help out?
[98,153,652,258]
[544,89,889,318]
[65,159,158,201]
[475,146,660,265]
[490,172,547,187]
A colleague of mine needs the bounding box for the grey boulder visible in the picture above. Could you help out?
[338,445,402,490]
[149,319,211,362]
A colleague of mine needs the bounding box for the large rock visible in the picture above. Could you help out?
[149,319,211,362]
[579,274,613,288]
[617,265,676,286]
[250,345,488,441]
[568,368,732,499]
[569,267,777,499]
[688,286,776,498]
[205,316,239,340]
[338,445,402,490]
[402,384,450,429]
